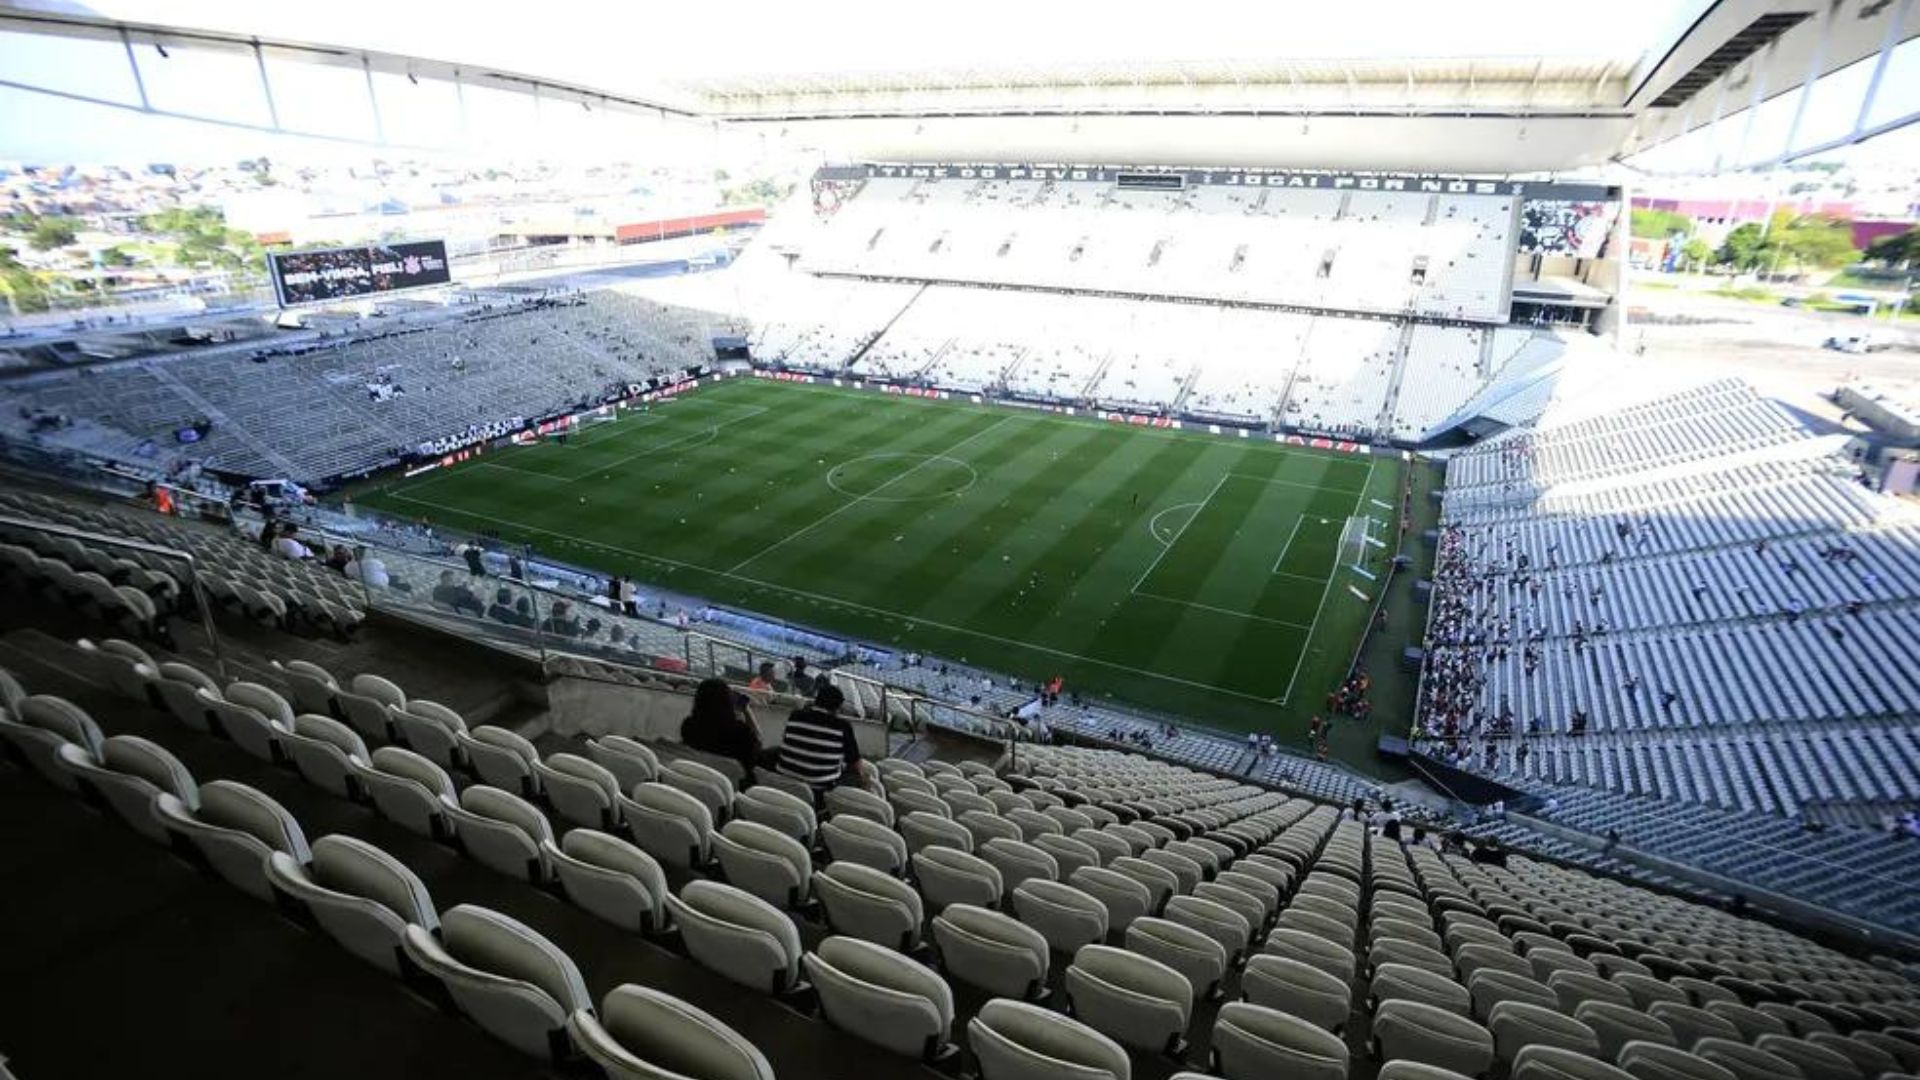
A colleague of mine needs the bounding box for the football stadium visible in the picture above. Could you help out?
[1,3,1919,1080]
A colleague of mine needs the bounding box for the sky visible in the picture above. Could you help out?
[0,0,1910,175]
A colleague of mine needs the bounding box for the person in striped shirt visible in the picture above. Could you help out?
[774,683,866,798]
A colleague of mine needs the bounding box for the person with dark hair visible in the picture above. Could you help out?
[486,587,517,624]
[775,682,865,796]
[681,677,762,779]
[431,569,483,616]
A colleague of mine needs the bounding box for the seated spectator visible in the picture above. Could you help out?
[775,683,867,797]
[343,545,401,591]
[324,544,353,574]
[272,524,313,561]
[508,596,534,628]
[680,677,763,780]
[431,569,483,616]
[748,661,778,694]
[486,587,518,624]
[540,599,581,637]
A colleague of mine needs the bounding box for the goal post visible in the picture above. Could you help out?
[1341,515,1383,581]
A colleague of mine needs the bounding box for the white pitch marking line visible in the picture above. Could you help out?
[1277,455,1377,706]
[378,488,1288,706]
[1130,591,1316,631]
[1271,516,1305,574]
[1130,472,1230,594]
[725,413,1020,575]
[1145,501,1203,546]
[556,403,769,482]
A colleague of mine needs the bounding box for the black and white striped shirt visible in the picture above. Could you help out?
[776,707,858,787]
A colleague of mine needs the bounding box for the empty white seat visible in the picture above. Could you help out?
[961,809,1026,847]
[357,745,457,840]
[1,694,104,790]
[1032,834,1101,880]
[1072,828,1131,867]
[338,672,405,743]
[77,638,156,701]
[662,758,735,824]
[393,699,467,770]
[1194,881,1269,939]
[1753,1034,1860,1080]
[1695,1038,1809,1080]
[1491,1001,1603,1064]
[401,904,590,1060]
[734,785,817,844]
[1065,944,1194,1054]
[891,788,952,821]
[53,733,196,842]
[1127,915,1231,1001]
[822,813,909,875]
[1243,954,1353,1032]
[1515,1045,1642,1080]
[1618,1041,1743,1080]
[201,682,294,764]
[583,734,659,794]
[666,880,804,994]
[535,752,621,831]
[461,726,543,799]
[1578,1002,1678,1059]
[914,845,1004,912]
[814,860,924,951]
[156,779,310,900]
[825,784,894,826]
[280,714,369,798]
[152,662,220,732]
[1014,879,1110,954]
[712,819,812,908]
[1374,961,1474,1017]
[545,828,669,933]
[620,781,714,870]
[807,935,956,1061]
[272,658,340,717]
[1214,1000,1350,1080]
[980,837,1059,899]
[1215,870,1281,923]
[1165,893,1253,962]
[1140,848,1203,893]
[1067,865,1155,934]
[446,784,554,883]
[267,833,436,973]
[569,984,774,1080]
[1375,998,1498,1076]
[1265,926,1357,983]
[1108,856,1177,913]
[969,997,1132,1080]
[901,810,973,854]
[933,903,1049,999]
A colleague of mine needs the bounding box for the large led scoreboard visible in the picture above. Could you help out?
[268,241,452,307]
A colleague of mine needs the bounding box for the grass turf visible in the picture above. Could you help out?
[357,377,1404,747]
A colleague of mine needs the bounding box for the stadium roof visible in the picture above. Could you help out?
[1,0,1914,173]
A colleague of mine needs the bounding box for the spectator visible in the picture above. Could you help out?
[618,575,638,616]
[272,523,313,561]
[486,587,518,624]
[431,569,483,616]
[540,600,582,637]
[460,541,486,577]
[508,596,534,628]
[507,553,525,581]
[324,544,353,574]
[257,519,279,552]
[775,683,866,797]
[680,677,763,780]
[748,662,777,694]
[343,545,398,591]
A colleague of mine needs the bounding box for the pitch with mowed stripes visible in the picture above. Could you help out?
[362,378,1397,733]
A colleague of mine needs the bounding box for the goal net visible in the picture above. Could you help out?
[1340,515,1379,580]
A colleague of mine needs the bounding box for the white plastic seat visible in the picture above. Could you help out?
[77,638,156,701]
[619,781,715,869]
[1514,1045,1643,1080]
[273,659,340,717]
[1578,1001,1679,1060]
[969,997,1131,1080]
[1695,1038,1810,1080]
[914,845,1004,912]
[1195,881,1269,940]
[338,673,406,743]
[281,714,369,798]
[536,752,621,831]
[944,790,999,818]
[267,833,436,973]
[1491,1000,1603,1064]
[356,745,457,839]
[1140,847,1204,893]
[734,785,817,844]
[1068,865,1155,934]
[891,788,952,821]
[1619,1043,1747,1080]
[1752,1035,1860,1080]
[1374,961,1474,1017]
[568,984,774,1080]
[1281,906,1358,954]
[932,903,1049,999]
[202,682,294,764]
[1265,926,1358,983]
[962,809,1026,848]
[1215,870,1281,923]
[666,880,804,994]
[1065,944,1194,1054]
[980,837,1059,900]
[1,694,105,790]
[814,860,925,951]
[1126,916,1231,1001]
[822,813,909,875]
[1108,856,1177,913]
[1473,969,1563,1021]
[401,904,590,1059]
[1243,953,1353,1032]
[1649,1003,1744,1051]
[1213,1000,1351,1080]
[1072,828,1131,867]
[663,758,735,824]
[1165,893,1253,963]
[447,784,555,883]
[1376,998,1498,1076]
[1032,834,1101,880]
[53,733,196,842]
[156,779,310,900]
[825,784,894,826]
[712,819,812,908]
[806,935,955,1060]
[394,699,468,770]
[545,828,670,933]
[901,810,973,854]
[584,734,659,794]
[461,725,542,798]
[152,662,220,732]
[1013,879,1110,954]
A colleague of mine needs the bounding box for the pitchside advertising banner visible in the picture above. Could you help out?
[816,163,1618,202]
[269,241,453,307]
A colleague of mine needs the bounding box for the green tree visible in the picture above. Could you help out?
[1718,223,1770,271]
[1865,227,1920,268]
[1630,208,1692,239]
[1772,214,1858,271]
[1680,238,1714,270]
[0,245,52,313]
[28,216,77,251]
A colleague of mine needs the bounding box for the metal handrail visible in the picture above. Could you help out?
[0,511,227,680]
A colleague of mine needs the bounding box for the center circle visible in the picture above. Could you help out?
[826,452,978,502]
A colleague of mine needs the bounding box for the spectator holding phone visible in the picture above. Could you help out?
[680,677,762,781]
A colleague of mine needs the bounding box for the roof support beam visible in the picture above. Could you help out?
[254,40,280,132]
[1851,0,1913,141]
[1776,0,1842,167]
[119,26,150,111]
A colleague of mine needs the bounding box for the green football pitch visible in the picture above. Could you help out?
[358,377,1403,738]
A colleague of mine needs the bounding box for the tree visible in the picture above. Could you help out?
[1680,238,1714,271]
[1865,227,1920,269]
[0,245,52,313]
[1771,214,1858,271]
[28,216,77,251]
[1718,223,1770,271]
[1630,208,1693,240]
